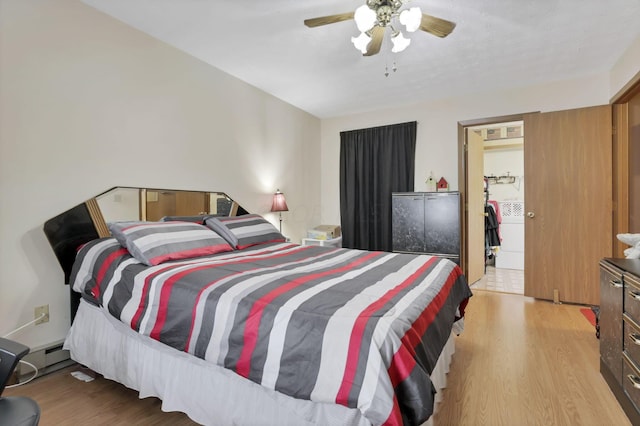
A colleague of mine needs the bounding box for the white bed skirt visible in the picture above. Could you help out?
[64,300,456,426]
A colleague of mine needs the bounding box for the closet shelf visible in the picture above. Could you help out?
[485,175,517,185]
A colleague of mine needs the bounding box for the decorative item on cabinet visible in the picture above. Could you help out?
[437,177,449,192]
[425,172,436,192]
[617,233,640,259]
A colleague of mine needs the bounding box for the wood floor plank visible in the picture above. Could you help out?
[5,365,196,425]
[5,290,630,425]
[433,290,630,426]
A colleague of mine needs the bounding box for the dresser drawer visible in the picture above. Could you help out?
[624,353,640,412]
[601,261,624,384]
[625,315,640,367]
[626,278,640,324]
[628,272,640,286]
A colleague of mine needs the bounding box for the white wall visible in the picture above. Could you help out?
[320,73,612,225]
[0,0,321,348]
[484,148,524,202]
[610,34,640,97]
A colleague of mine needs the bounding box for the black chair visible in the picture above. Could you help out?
[0,337,40,426]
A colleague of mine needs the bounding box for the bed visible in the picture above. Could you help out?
[44,192,471,426]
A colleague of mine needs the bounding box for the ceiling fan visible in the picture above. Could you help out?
[304,0,456,57]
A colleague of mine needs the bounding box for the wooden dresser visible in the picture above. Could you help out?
[600,258,640,425]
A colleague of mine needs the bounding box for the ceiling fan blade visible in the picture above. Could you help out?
[419,13,456,38]
[364,26,385,57]
[304,12,355,28]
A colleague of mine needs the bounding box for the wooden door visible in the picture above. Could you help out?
[145,190,209,221]
[524,105,612,305]
[466,129,486,285]
[175,191,209,216]
[146,191,176,221]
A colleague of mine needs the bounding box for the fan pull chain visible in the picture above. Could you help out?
[384,61,398,77]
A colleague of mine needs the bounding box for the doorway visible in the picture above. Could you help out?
[459,107,612,306]
[463,120,525,295]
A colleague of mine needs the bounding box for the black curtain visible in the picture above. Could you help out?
[339,121,416,251]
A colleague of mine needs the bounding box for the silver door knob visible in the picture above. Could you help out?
[527,212,535,218]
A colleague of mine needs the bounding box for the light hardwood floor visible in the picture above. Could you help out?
[433,290,628,426]
[5,290,629,426]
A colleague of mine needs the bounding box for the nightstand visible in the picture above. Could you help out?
[301,236,342,248]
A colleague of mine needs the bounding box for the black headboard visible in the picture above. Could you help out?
[43,198,108,323]
[43,202,101,284]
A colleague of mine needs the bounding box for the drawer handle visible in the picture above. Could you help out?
[629,290,640,300]
[628,374,640,389]
[630,333,640,345]
[610,279,623,288]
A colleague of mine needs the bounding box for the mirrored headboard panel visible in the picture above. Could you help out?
[96,187,248,223]
[44,186,249,284]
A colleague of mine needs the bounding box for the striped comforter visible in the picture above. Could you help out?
[70,238,471,426]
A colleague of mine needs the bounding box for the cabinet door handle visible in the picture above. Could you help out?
[628,374,640,389]
[630,333,640,345]
[629,290,640,300]
[609,279,623,288]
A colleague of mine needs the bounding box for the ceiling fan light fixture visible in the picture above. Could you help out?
[399,7,422,32]
[391,31,411,53]
[352,31,372,53]
[354,5,377,32]
[303,1,455,57]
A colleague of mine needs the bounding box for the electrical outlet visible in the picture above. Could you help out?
[35,305,49,325]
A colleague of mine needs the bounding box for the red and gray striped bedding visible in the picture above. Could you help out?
[70,238,471,426]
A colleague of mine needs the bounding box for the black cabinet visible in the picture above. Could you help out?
[391,192,460,264]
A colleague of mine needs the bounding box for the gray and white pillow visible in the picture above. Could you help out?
[108,221,233,266]
[205,214,285,249]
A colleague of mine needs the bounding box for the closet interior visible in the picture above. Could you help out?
[473,121,525,294]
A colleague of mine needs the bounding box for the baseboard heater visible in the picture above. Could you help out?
[18,339,75,381]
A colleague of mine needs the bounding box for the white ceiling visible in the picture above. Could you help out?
[82,0,640,119]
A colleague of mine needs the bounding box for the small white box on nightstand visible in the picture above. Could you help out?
[301,236,342,248]
[306,225,341,240]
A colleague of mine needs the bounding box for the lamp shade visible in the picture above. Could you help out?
[354,5,376,32]
[391,31,411,53]
[351,31,372,53]
[270,190,289,212]
[399,7,422,32]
